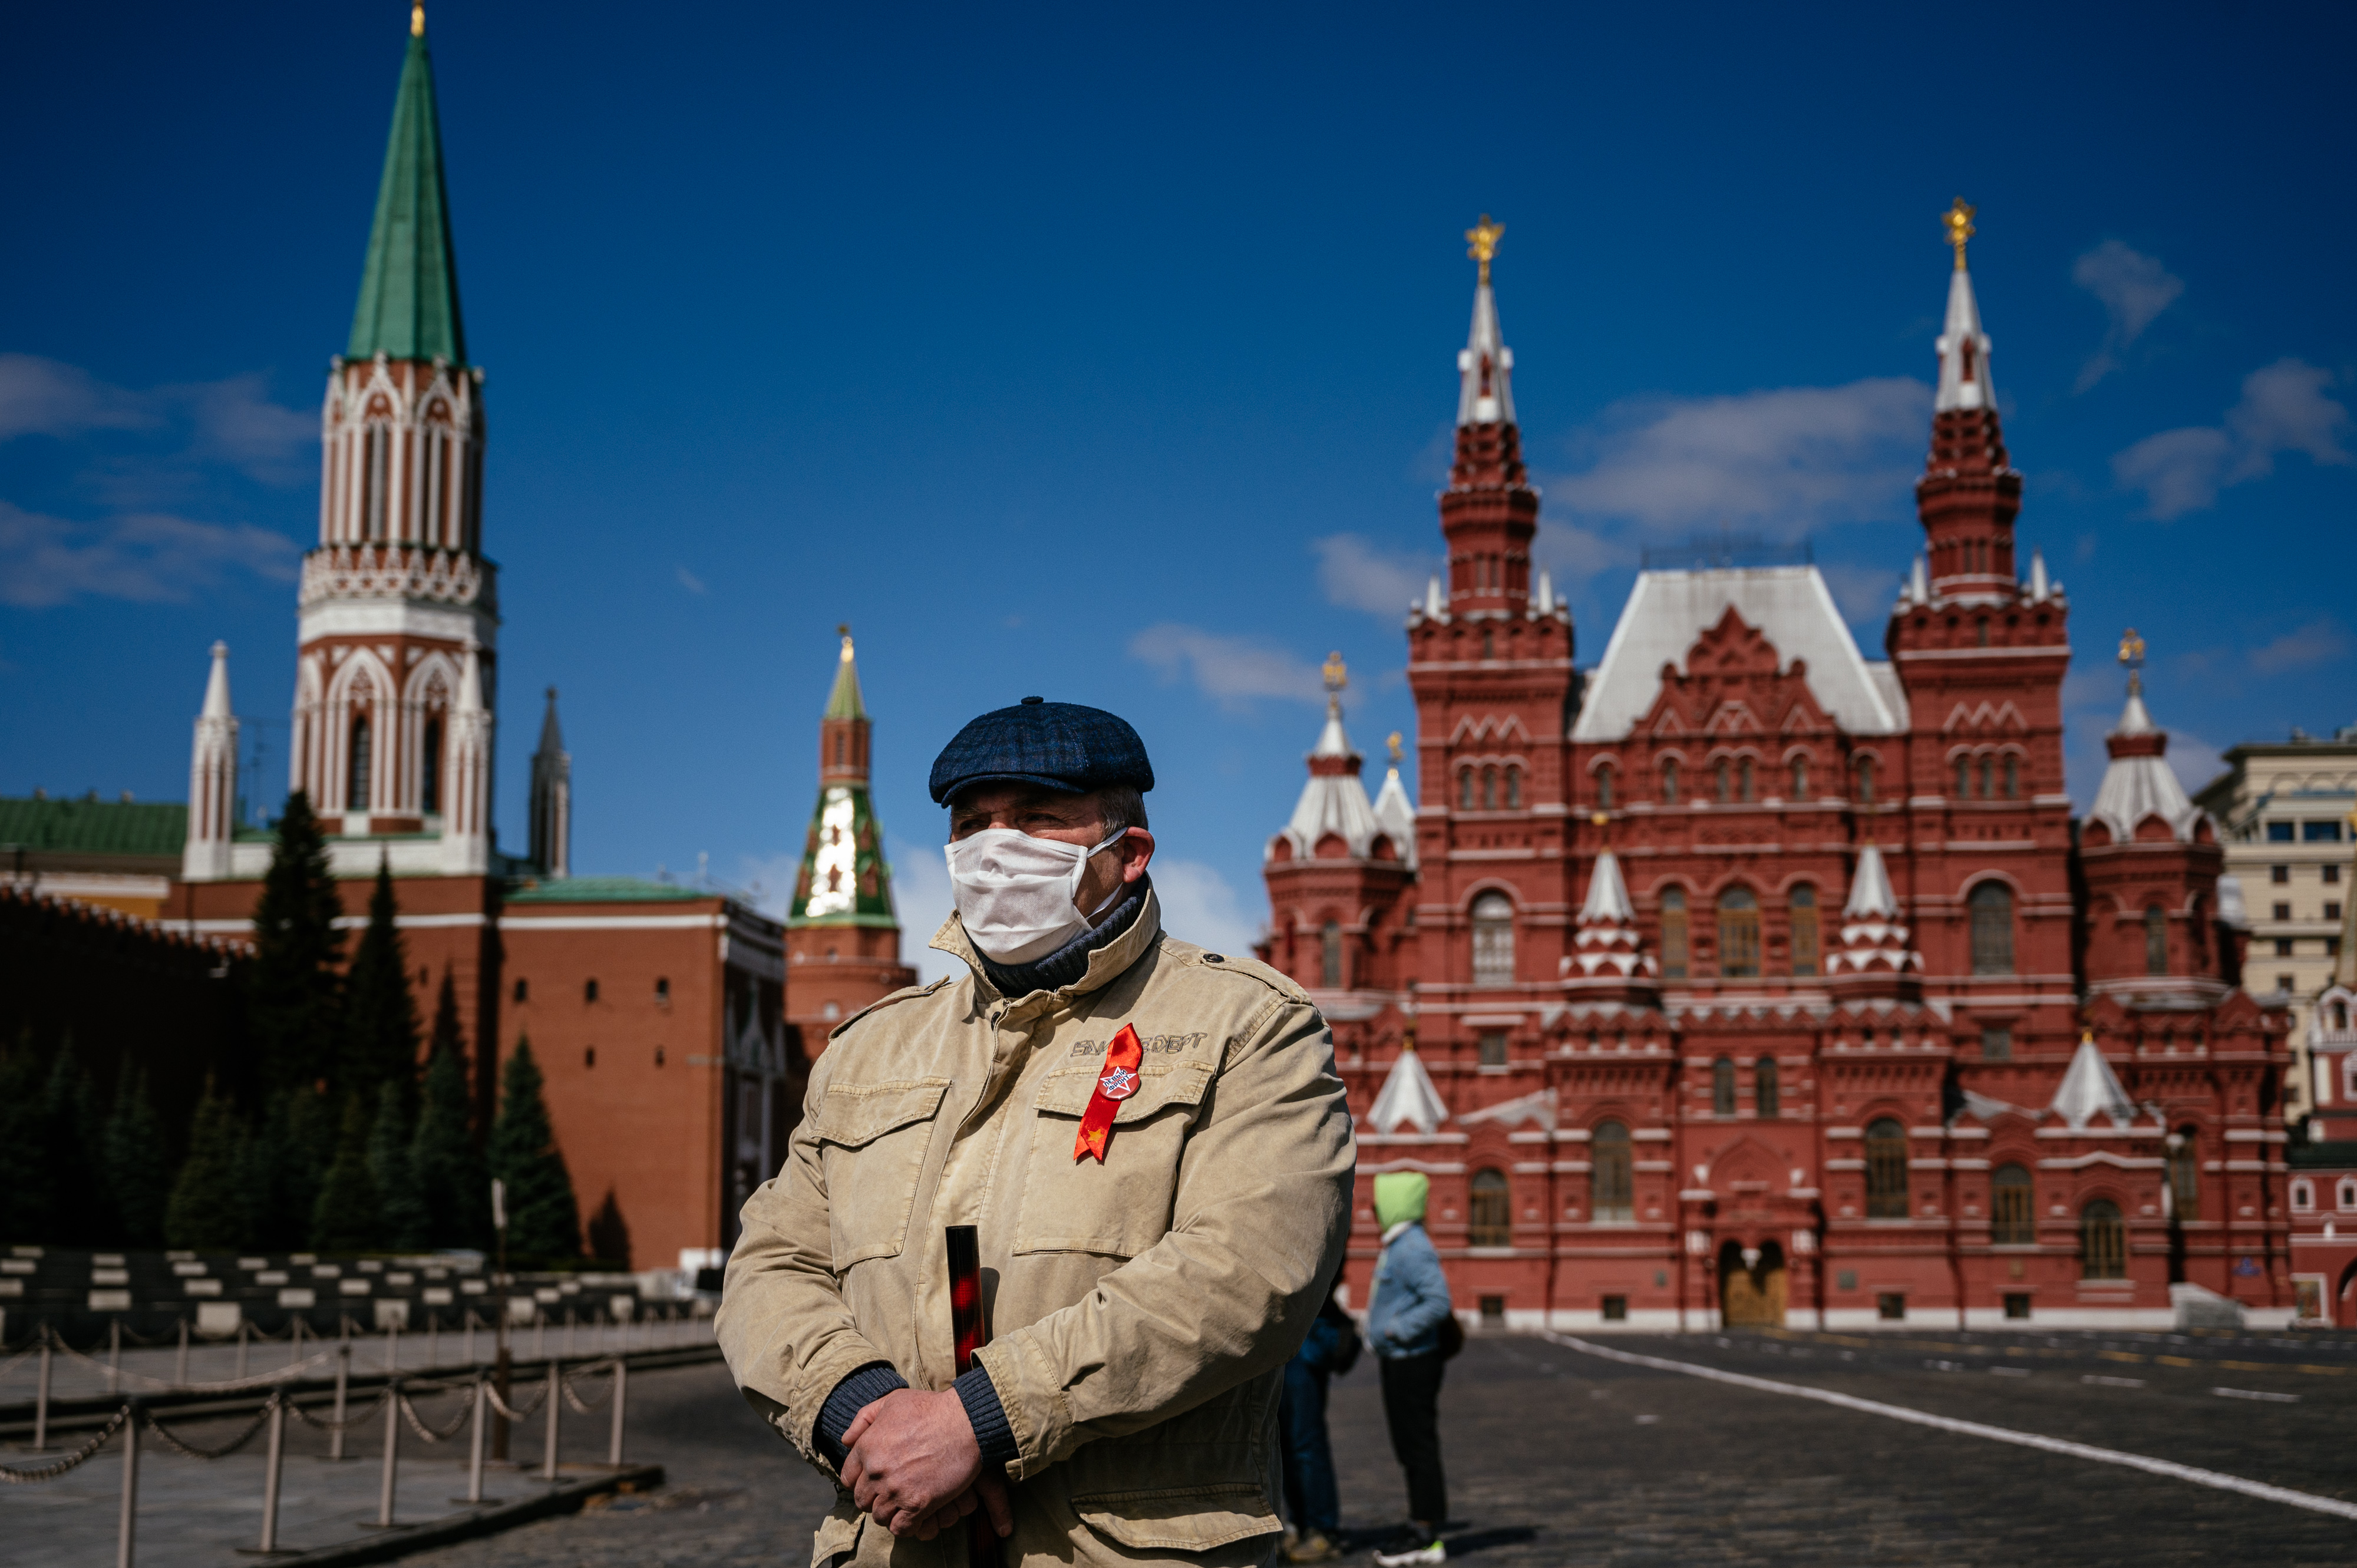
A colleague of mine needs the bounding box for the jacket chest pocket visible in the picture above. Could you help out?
[808,1077,949,1271]
[1015,1061,1213,1259]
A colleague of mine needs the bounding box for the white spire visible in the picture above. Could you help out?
[1368,1044,1449,1135]
[1534,569,1554,615]
[1271,694,1384,863]
[1455,282,1516,427]
[1844,841,1899,919]
[2050,1034,2138,1130]
[2028,549,2049,601]
[530,685,572,879]
[1580,849,1635,923]
[182,642,240,882]
[1909,553,1930,605]
[1934,259,1996,412]
[2089,684,2205,844]
[1424,574,1446,620]
[1372,734,1418,869]
[202,640,233,718]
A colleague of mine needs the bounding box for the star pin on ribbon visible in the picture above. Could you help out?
[1074,1024,1144,1163]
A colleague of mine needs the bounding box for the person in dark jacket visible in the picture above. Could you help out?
[1364,1171,1454,1566]
[1279,1288,1359,1562]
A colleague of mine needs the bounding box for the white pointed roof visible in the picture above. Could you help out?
[1935,263,1996,412]
[1570,567,1909,742]
[1844,842,1899,919]
[201,641,233,718]
[2051,1035,2138,1130]
[2089,688,2205,844]
[1372,764,1418,869]
[1455,282,1516,427]
[1272,701,1384,861]
[1580,849,1635,923]
[1368,1046,1449,1134]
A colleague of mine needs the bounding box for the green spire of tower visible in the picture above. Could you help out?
[346,11,466,364]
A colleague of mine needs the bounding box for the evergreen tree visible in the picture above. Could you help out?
[165,1080,249,1251]
[245,1087,335,1250]
[38,1039,109,1245]
[0,1027,54,1242]
[249,791,346,1095]
[411,992,489,1249]
[488,1038,579,1263]
[585,1188,632,1269]
[339,859,421,1108]
[369,1081,430,1251]
[104,1068,171,1247]
[311,1092,382,1253]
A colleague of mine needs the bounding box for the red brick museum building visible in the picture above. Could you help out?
[1261,214,2295,1330]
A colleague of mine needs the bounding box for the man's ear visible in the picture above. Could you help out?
[1120,828,1156,882]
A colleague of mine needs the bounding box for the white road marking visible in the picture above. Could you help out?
[2213,1387,2300,1404]
[1537,1332,2357,1523]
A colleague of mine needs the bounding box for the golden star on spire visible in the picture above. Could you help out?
[2118,626,2145,696]
[1944,197,1976,272]
[1388,731,1404,765]
[1322,651,1349,695]
[838,622,854,661]
[1465,214,1504,285]
[411,2,425,37]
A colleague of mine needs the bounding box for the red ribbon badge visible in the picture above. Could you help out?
[1074,1024,1144,1163]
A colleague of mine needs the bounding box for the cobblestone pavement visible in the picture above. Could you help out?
[24,1329,2353,1566]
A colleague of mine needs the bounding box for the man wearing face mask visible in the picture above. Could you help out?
[718,697,1356,1567]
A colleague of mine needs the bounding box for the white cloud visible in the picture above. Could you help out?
[2072,241,2184,391]
[1530,520,1634,586]
[1128,623,1326,709]
[2114,358,2351,518]
[0,354,154,440]
[1148,857,1261,958]
[2250,616,2349,675]
[0,501,300,609]
[676,566,708,595]
[184,372,315,481]
[1312,533,1432,616]
[1548,378,1929,536]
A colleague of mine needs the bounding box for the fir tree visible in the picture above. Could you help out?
[38,1039,109,1245]
[243,1087,334,1250]
[249,791,346,1095]
[0,1027,54,1242]
[412,991,489,1249]
[488,1038,579,1263]
[104,1068,171,1247]
[165,1080,249,1251]
[585,1188,632,1268]
[339,859,420,1107]
[311,1092,382,1253]
[369,1081,430,1251]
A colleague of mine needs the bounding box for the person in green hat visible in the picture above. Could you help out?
[1364,1171,1454,1565]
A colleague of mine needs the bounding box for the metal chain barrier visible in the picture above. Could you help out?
[559,1359,620,1414]
[47,1329,342,1394]
[141,1396,279,1461]
[0,1337,45,1386]
[481,1375,550,1422]
[395,1382,476,1444]
[286,1385,392,1432]
[0,1404,131,1484]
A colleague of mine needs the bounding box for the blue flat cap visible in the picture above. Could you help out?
[929,696,1155,804]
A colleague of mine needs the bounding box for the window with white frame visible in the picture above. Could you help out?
[2339,1178,2357,1214]
[2290,1179,2313,1213]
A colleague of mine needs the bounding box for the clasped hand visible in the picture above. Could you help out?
[840,1388,1015,1540]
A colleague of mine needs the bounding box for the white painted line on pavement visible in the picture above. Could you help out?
[2082,1374,2145,1388]
[1537,1331,2357,1523]
[2213,1387,2299,1404]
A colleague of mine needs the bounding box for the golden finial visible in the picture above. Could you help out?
[1465,214,1504,285]
[411,1,425,37]
[1590,811,1610,829]
[1322,651,1348,695]
[1387,731,1404,765]
[2118,626,2145,695]
[1943,197,1976,272]
[837,622,854,661]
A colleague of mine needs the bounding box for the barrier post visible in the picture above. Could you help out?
[175,1318,190,1387]
[607,1358,628,1466]
[540,1360,560,1481]
[108,1318,122,1395]
[375,1381,401,1528]
[33,1329,53,1451]
[288,1315,303,1369]
[256,1394,288,1553]
[457,1378,491,1505]
[328,1342,351,1461]
[116,1405,140,1568]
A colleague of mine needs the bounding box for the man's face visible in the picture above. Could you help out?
[946,785,1107,846]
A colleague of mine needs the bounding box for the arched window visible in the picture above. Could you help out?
[2145,905,2170,976]
[1591,1121,1633,1223]
[1739,757,1755,803]
[1755,1056,1780,1117]
[1856,755,1876,803]
[2167,1128,2198,1222]
[1661,758,1680,804]
[1718,886,1760,978]
[1469,1168,1510,1247]
[1991,1163,2034,1245]
[1659,887,1688,979]
[1712,1057,1737,1115]
[1458,769,1474,810]
[1790,884,1820,976]
[1504,766,1523,809]
[2003,755,2019,798]
[2291,1179,2314,1213]
[1321,920,1343,988]
[1715,757,1732,803]
[1791,755,1809,798]
[1597,765,1615,808]
[1969,882,2015,975]
[2080,1199,2125,1280]
[1471,892,1515,986]
[1480,767,1497,810]
[347,714,373,813]
[1955,755,1971,798]
[421,716,443,816]
[1866,1118,1909,1218]
[1978,757,1993,798]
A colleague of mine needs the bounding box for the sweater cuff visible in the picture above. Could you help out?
[954,1364,1019,1468]
[814,1362,908,1468]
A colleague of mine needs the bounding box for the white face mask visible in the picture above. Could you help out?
[945,827,1128,965]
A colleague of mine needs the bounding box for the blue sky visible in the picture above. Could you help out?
[5,2,2352,975]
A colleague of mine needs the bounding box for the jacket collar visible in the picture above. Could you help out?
[931,883,1165,1013]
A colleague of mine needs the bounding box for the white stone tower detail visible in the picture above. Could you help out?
[182,642,240,881]
[439,645,494,874]
[530,686,571,879]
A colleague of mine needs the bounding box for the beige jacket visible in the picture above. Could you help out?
[717,887,1356,1567]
